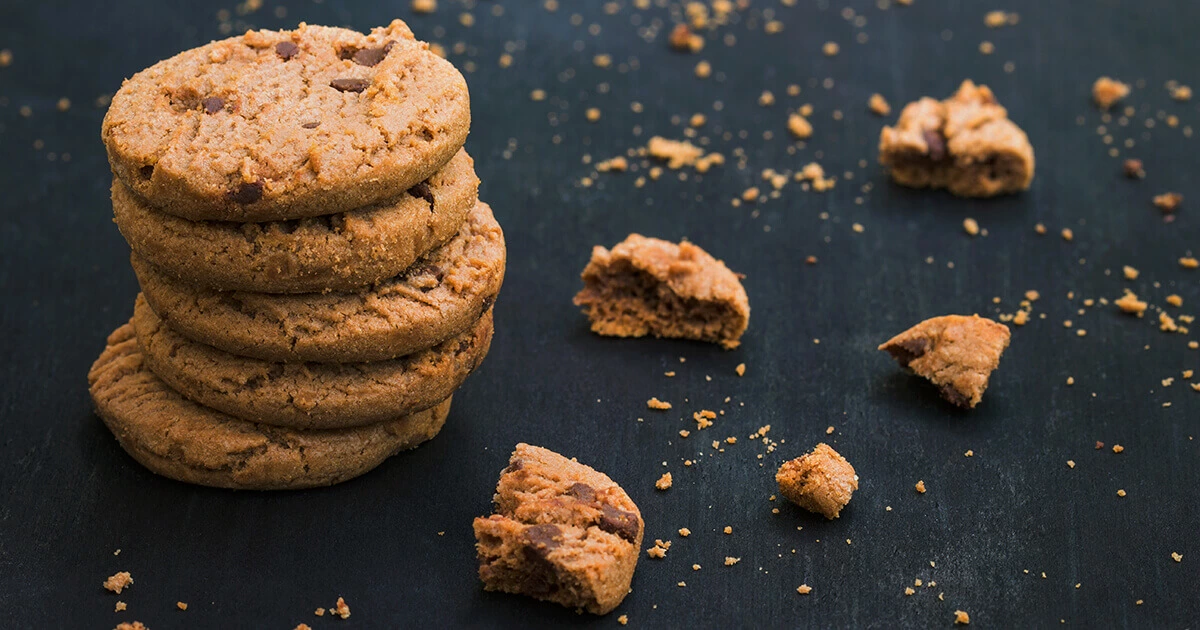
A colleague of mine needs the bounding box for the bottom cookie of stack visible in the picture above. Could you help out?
[88,323,451,490]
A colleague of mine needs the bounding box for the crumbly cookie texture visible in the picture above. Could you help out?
[132,294,492,429]
[473,443,643,615]
[88,323,452,490]
[133,201,505,363]
[1092,76,1130,109]
[879,314,1012,409]
[102,21,470,221]
[573,234,750,349]
[879,80,1034,197]
[113,150,478,293]
[776,443,858,519]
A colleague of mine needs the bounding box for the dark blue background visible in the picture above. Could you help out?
[1,0,1197,627]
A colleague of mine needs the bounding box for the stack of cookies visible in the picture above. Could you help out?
[87,21,506,490]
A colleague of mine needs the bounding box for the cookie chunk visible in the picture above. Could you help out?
[879,314,1011,408]
[473,444,643,615]
[88,323,452,490]
[776,443,858,519]
[102,21,470,221]
[132,294,492,429]
[573,234,749,349]
[879,80,1034,197]
[113,150,478,293]
[133,201,505,363]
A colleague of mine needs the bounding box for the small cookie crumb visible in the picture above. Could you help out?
[177,602,188,611]
[915,480,926,494]
[1092,77,1130,109]
[1154,192,1183,213]
[618,615,628,625]
[797,584,812,595]
[1123,159,1145,179]
[103,572,133,595]
[115,602,127,612]
[963,218,980,236]
[868,93,891,116]
[647,397,672,410]
[736,363,746,376]
[333,597,350,619]
[655,472,673,490]
[724,557,740,566]
[787,112,813,139]
[954,610,971,625]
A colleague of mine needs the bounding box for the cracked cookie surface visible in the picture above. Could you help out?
[473,444,643,615]
[879,80,1034,197]
[879,314,1011,408]
[573,234,749,349]
[113,149,478,293]
[88,322,452,490]
[132,294,493,429]
[134,201,505,363]
[102,20,470,221]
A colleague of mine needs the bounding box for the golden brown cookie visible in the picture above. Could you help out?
[88,322,452,490]
[776,443,858,519]
[879,314,1012,408]
[474,444,643,615]
[879,80,1034,197]
[573,234,750,349]
[132,294,493,429]
[112,150,478,293]
[102,21,470,221]
[133,201,506,363]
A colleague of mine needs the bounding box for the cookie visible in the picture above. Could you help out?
[879,80,1034,197]
[776,443,858,519]
[88,322,452,490]
[474,444,643,615]
[132,294,493,429]
[102,21,470,222]
[879,314,1012,408]
[133,201,506,363]
[112,149,478,293]
[573,234,750,349]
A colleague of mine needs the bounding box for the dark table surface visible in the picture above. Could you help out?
[1,0,1197,628]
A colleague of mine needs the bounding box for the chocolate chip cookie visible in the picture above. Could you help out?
[102,21,470,221]
[113,150,478,293]
[474,444,643,615]
[573,234,750,349]
[776,443,858,519]
[879,80,1034,197]
[879,314,1012,408]
[132,294,493,429]
[133,201,506,362]
[88,322,453,490]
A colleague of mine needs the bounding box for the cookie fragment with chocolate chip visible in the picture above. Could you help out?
[879,80,1034,197]
[473,443,644,615]
[777,443,858,519]
[879,315,1011,408]
[573,234,750,349]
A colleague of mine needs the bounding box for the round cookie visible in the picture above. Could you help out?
[102,20,470,222]
[112,149,479,293]
[88,323,452,490]
[132,294,493,429]
[134,201,506,363]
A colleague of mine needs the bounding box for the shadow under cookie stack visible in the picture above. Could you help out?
[87,21,505,490]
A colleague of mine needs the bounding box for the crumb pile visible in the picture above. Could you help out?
[88,21,506,490]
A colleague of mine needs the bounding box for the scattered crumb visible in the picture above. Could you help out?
[822,41,840,56]
[0,49,11,67]
[1171,85,1193,101]
[724,526,733,534]
[954,610,971,625]
[904,587,915,596]
[1123,266,1140,280]
[679,528,691,537]
[736,363,746,376]
[333,597,350,619]
[787,112,812,139]
[115,623,148,630]
[724,557,740,566]
[104,572,133,595]
[618,615,628,626]
[1117,489,1127,497]
[868,93,891,116]
[1115,290,1148,316]
[1123,159,1145,179]
[1112,444,1124,453]
[177,602,188,611]
[797,584,812,595]
[963,218,980,236]
[56,97,71,112]
[411,0,437,13]
[1167,295,1184,307]
[647,397,672,410]
[585,107,601,122]
[315,608,325,616]
[1181,257,1199,269]
[1067,460,1076,468]
[115,602,127,612]
[965,450,974,457]
[656,472,673,490]
[915,480,926,494]
[669,24,704,53]
[1061,228,1074,242]
[1093,77,1130,109]
[1154,192,1183,213]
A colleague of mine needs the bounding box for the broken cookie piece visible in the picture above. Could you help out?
[573,234,750,349]
[879,80,1034,197]
[879,314,1011,408]
[776,443,858,519]
[473,443,644,615]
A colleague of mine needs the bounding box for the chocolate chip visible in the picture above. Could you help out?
[480,295,496,314]
[938,384,971,408]
[275,41,299,60]
[201,97,224,114]
[352,41,395,67]
[523,523,563,558]
[885,337,930,366]
[407,181,435,209]
[139,165,154,180]
[597,504,640,543]
[503,458,524,473]
[330,78,369,93]
[566,483,596,504]
[227,180,264,204]
[407,262,444,281]
[923,129,947,161]
[337,46,359,61]
[300,121,320,129]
